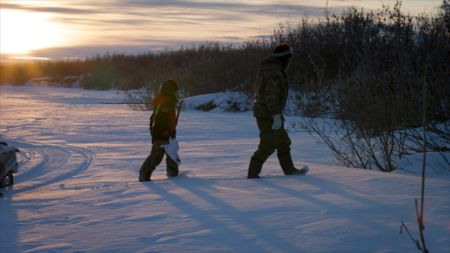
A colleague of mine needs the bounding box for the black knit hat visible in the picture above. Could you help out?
[160,79,178,95]
[272,43,294,58]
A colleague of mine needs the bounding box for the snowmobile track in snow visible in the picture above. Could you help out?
[6,141,95,194]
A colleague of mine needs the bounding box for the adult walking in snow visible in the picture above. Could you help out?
[139,80,181,181]
[248,43,309,178]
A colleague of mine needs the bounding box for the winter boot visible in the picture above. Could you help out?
[166,157,179,178]
[278,152,309,176]
[138,167,153,182]
[166,169,179,178]
[247,157,264,179]
[292,165,309,175]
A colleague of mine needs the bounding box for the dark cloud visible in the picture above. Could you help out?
[1,0,345,37]
[0,2,99,15]
[114,0,343,18]
[119,0,340,14]
[2,1,342,20]
[249,34,273,40]
[217,36,245,41]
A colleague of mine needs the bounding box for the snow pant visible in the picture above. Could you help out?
[139,141,179,180]
[248,117,295,177]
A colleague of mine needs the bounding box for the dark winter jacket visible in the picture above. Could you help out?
[252,57,289,119]
[150,94,178,143]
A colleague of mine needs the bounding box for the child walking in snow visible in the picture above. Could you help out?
[139,80,180,181]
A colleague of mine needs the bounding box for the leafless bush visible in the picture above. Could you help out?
[125,82,156,111]
[295,1,449,172]
[301,117,407,172]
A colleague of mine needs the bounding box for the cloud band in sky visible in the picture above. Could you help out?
[0,0,442,59]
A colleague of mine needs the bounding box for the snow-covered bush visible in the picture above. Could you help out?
[183,91,252,112]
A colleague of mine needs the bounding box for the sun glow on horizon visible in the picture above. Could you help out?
[0,0,442,60]
[0,9,64,55]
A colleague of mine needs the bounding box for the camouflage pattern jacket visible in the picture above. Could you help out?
[252,57,289,119]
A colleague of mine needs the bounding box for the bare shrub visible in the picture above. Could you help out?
[295,1,449,172]
[125,81,157,111]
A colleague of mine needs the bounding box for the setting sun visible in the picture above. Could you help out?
[0,9,63,55]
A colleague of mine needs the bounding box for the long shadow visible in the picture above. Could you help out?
[174,180,303,253]
[301,175,392,209]
[145,181,276,252]
[255,177,394,234]
[0,141,30,253]
[0,193,20,253]
[0,142,94,253]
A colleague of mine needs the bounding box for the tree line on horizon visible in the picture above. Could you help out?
[0,41,271,94]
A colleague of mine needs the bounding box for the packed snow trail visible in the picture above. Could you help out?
[7,141,94,195]
[0,85,449,253]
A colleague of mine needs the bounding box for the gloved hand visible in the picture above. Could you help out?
[272,114,282,130]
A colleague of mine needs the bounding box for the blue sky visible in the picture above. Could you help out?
[0,0,443,60]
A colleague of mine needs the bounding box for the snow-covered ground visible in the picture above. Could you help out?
[0,85,449,253]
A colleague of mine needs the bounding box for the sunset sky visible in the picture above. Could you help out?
[0,0,443,60]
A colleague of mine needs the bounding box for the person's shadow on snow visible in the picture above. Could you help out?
[145,179,300,253]
[254,175,396,235]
